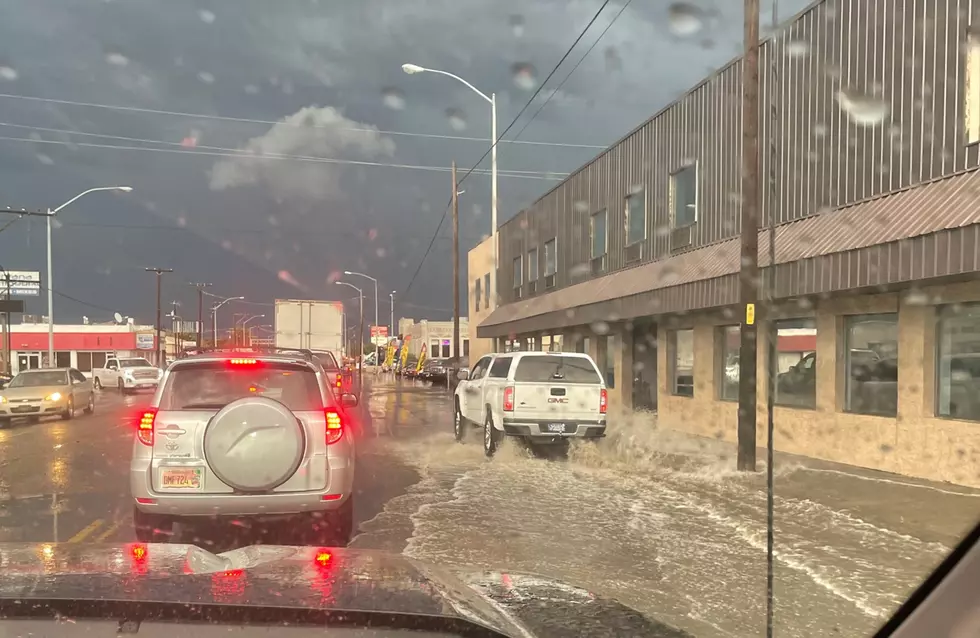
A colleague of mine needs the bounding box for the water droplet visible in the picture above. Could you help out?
[509,14,525,37]
[785,40,809,57]
[221,240,232,250]
[278,270,300,286]
[244,84,259,95]
[50,217,63,229]
[573,200,590,214]
[177,215,187,227]
[904,290,929,305]
[375,247,387,258]
[36,154,54,165]
[667,3,704,37]
[836,89,889,126]
[267,215,279,227]
[198,9,216,23]
[591,321,610,335]
[382,87,406,110]
[198,71,215,84]
[569,263,591,278]
[511,63,537,90]
[0,66,18,81]
[368,228,378,241]
[604,47,622,72]
[105,52,129,67]
[445,107,467,131]
[812,123,828,137]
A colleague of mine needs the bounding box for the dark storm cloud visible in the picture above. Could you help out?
[0,0,809,319]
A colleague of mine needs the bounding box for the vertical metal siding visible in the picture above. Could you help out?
[494,0,969,307]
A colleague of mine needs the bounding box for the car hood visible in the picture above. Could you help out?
[0,543,691,637]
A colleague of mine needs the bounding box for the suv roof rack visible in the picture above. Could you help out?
[178,346,315,362]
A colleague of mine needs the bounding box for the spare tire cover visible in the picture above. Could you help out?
[204,396,306,491]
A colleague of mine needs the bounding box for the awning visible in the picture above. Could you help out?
[478,169,980,338]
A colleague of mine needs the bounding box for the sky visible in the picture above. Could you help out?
[0,0,807,329]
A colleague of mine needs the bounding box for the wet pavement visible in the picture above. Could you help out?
[1,375,979,638]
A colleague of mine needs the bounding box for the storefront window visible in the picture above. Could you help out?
[55,351,72,368]
[604,335,615,389]
[716,326,739,401]
[774,318,817,409]
[670,329,694,397]
[845,314,898,416]
[441,339,451,358]
[430,341,439,358]
[937,303,980,421]
[463,339,470,357]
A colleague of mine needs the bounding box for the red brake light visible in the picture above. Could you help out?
[325,410,344,445]
[600,388,608,414]
[137,409,156,445]
[228,358,258,366]
[503,386,515,412]
[315,550,332,567]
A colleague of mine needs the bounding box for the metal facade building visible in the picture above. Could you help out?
[479,0,979,337]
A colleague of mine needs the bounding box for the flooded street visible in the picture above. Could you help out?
[354,375,980,638]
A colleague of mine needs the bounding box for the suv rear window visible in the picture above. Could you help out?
[313,351,339,371]
[160,361,324,411]
[513,355,602,384]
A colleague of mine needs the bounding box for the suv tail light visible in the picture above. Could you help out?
[325,410,344,445]
[600,388,608,414]
[503,386,515,412]
[137,409,156,445]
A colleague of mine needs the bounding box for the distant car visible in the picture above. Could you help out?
[420,358,449,382]
[93,356,162,394]
[0,367,96,426]
[454,352,607,457]
[129,350,358,544]
[311,349,352,394]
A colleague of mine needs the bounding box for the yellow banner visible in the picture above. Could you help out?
[416,348,427,372]
[384,344,396,367]
[400,336,411,367]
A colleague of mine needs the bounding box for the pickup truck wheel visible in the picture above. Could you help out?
[483,411,500,458]
[117,378,127,394]
[93,377,102,390]
[453,398,466,443]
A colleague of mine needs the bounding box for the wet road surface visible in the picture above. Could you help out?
[1,375,979,638]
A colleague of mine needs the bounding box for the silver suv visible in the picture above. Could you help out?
[129,349,358,544]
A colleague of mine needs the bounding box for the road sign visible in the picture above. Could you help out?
[136,333,155,350]
[0,299,25,313]
[1,271,40,297]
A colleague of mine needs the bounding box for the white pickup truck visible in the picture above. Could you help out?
[453,351,608,457]
[92,356,163,394]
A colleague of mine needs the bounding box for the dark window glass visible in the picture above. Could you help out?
[55,351,72,368]
[489,357,512,378]
[717,325,739,401]
[76,352,93,372]
[844,314,898,417]
[671,165,698,227]
[937,303,980,421]
[775,318,817,409]
[513,355,601,384]
[670,329,695,397]
[626,191,646,244]
[591,210,606,258]
[161,362,323,411]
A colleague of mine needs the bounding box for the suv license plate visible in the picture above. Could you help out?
[162,468,203,489]
[546,423,567,433]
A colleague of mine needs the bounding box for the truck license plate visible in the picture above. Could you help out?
[546,423,567,433]
[162,468,202,489]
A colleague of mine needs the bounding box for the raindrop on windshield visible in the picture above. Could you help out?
[198,71,216,84]
[105,52,129,66]
[785,40,810,57]
[221,240,232,250]
[573,200,590,214]
[278,270,300,286]
[244,84,259,95]
[511,63,537,90]
[199,9,216,23]
[50,218,63,229]
[667,3,704,37]
[591,321,611,335]
[0,66,18,81]
[382,87,406,110]
[445,107,467,131]
[36,154,54,165]
[836,88,890,126]
[267,216,280,227]
[509,14,525,37]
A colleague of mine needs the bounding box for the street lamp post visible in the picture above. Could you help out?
[336,281,364,395]
[145,268,173,366]
[44,186,133,366]
[211,296,244,348]
[241,314,265,347]
[389,290,395,336]
[403,63,497,308]
[343,271,378,356]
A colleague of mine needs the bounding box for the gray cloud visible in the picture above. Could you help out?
[208,106,396,202]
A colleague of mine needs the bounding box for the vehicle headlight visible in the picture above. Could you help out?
[0,396,6,404]
[45,392,62,401]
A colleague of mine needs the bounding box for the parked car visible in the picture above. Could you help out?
[419,358,449,382]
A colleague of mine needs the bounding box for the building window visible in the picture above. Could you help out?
[774,318,817,409]
[474,277,482,312]
[604,334,615,389]
[716,326,739,401]
[591,210,607,258]
[513,255,523,288]
[92,352,108,369]
[430,341,439,358]
[544,238,557,276]
[937,303,980,421]
[527,248,538,282]
[669,329,695,397]
[76,352,92,372]
[463,339,470,357]
[844,314,898,417]
[669,164,698,228]
[441,340,451,358]
[55,351,72,368]
[967,31,980,144]
[626,191,646,245]
[483,273,490,306]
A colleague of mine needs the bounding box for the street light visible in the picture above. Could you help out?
[389,290,396,336]
[402,62,497,309]
[336,281,364,394]
[211,296,244,347]
[343,271,378,351]
[45,186,132,366]
[241,314,265,347]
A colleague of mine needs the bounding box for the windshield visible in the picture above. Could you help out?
[2,3,979,637]
[7,371,68,387]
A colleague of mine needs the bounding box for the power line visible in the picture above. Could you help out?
[36,283,119,314]
[401,0,614,295]
[0,92,607,149]
[510,0,633,143]
[0,134,565,182]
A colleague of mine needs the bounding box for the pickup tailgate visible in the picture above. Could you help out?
[511,355,604,424]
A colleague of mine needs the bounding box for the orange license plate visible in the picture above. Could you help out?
[162,468,203,489]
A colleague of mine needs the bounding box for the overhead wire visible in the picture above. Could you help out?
[0,92,607,149]
[400,0,614,296]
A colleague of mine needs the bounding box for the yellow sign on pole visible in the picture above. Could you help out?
[746,303,756,325]
[399,336,411,368]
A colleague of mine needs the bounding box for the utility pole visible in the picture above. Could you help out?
[737,0,761,472]
[170,301,181,357]
[451,160,460,385]
[145,268,173,366]
[389,291,395,338]
[189,282,211,347]
[1,269,10,375]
